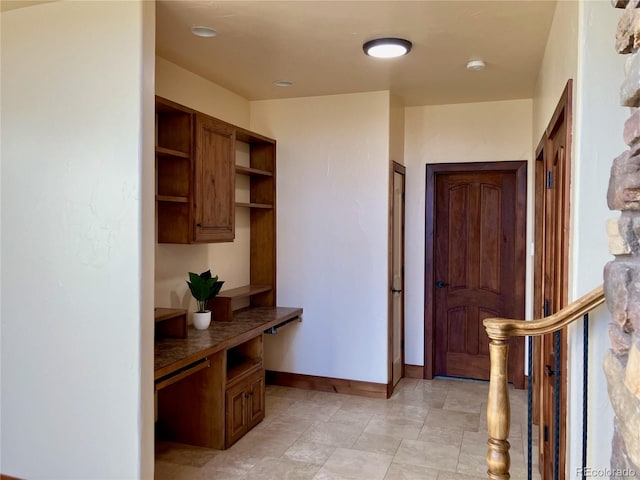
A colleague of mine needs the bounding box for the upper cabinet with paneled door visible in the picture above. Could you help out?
[155,96,235,243]
[194,114,235,242]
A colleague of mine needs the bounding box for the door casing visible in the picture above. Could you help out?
[533,79,572,480]
[424,161,527,388]
[388,161,406,397]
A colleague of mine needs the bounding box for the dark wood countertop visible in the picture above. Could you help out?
[154,306,302,379]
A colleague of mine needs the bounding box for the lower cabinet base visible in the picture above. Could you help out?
[156,351,226,449]
[156,339,266,450]
[225,367,265,448]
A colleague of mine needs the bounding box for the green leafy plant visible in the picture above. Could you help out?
[186,270,225,313]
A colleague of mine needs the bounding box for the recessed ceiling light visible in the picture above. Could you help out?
[273,80,293,87]
[191,26,217,38]
[363,38,412,58]
[466,60,486,71]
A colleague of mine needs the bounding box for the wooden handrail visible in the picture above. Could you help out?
[483,284,605,479]
[484,285,605,340]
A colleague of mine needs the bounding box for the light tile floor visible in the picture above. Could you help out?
[155,377,540,480]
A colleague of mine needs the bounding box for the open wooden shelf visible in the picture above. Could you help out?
[156,195,189,203]
[235,165,273,177]
[217,285,272,298]
[208,284,273,322]
[236,202,273,209]
[226,335,262,379]
[226,358,262,384]
[156,146,189,158]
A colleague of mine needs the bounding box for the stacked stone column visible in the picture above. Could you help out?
[604,1,640,475]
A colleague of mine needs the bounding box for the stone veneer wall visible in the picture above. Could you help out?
[604,0,640,475]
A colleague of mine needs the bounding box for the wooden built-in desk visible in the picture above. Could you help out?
[154,306,302,449]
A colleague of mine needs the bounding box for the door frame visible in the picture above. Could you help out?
[533,79,572,479]
[424,161,527,384]
[387,161,406,396]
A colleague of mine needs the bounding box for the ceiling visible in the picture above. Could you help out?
[156,0,557,107]
[0,0,56,12]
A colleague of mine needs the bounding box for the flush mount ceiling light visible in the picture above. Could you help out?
[466,59,486,71]
[191,26,217,38]
[273,80,293,87]
[363,38,412,58]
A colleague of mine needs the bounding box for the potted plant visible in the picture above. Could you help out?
[186,270,224,330]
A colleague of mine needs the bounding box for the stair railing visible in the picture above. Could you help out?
[483,284,605,479]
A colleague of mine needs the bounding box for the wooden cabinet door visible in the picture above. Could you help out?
[431,165,525,388]
[247,370,265,428]
[195,114,235,242]
[225,381,247,447]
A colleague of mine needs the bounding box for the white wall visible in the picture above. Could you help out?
[403,99,533,366]
[566,2,627,476]
[1,1,154,478]
[155,58,254,317]
[251,92,391,383]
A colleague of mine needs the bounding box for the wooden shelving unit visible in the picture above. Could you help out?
[228,126,277,313]
[155,98,283,451]
[155,96,277,307]
[155,96,235,243]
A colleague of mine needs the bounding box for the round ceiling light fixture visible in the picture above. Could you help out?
[191,26,217,38]
[273,80,293,87]
[363,38,412,58]
[466,59,486,71]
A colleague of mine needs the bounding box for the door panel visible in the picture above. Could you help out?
[195,115,235,242]
[427,162,525,388]
[479,184,501,292]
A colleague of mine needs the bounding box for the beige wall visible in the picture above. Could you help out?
[1,1,154,477]
[532,0,579,144]
[403,99,533,365]
[568,1,626,474]
[390,94,405,165]
[154,57,254,317]
[156,57,250,129]
[251,92,393,383]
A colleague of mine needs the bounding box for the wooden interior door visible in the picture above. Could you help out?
[389,162,406,393]
[426,162,526,388]
[533,80,572,480]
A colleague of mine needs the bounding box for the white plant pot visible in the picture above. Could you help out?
[193,311,212,330]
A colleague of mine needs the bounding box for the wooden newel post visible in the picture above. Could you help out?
[486,337,511,479]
